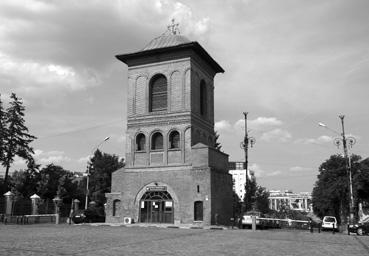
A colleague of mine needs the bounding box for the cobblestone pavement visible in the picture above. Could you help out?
[0,224,368,256]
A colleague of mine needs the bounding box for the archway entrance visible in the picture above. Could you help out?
[139,190,174,223]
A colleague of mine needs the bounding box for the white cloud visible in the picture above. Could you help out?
[294,135,333,145]
[249,117,283,129]
[13,156,27,166]
[3,0,53,12]
[249,163,281,178]
[289,166,313,172]
[260,129,292,142]
[234,117,283,132]
[215,120,232,132]
[32,150,71,165]
[78,155,92,164]
[0,51,99,95]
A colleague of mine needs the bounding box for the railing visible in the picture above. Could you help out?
[257,217,310,230]
[1,214,57,225]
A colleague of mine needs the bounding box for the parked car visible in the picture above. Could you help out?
[349,222,369,235]
[241,211,261,229]
[321,216,338,231]
[72,211,86,224]
[71,205,105,224]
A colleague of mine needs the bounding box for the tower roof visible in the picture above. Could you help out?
[142,34,191,51]
[116,20,223,73]
[116,34,224,73]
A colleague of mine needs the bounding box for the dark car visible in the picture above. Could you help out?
[72,211,86,224]
[349,222,369,235]
[72,205,105,224]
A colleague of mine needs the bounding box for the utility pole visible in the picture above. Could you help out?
[319,116,356,231]
[240,112,255,213]
[339,115,354,226]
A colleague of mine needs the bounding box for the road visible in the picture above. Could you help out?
[0,224,368,256]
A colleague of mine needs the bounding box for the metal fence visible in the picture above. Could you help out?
[0,196,72,225]
[258,217,310,230]
[0,197,5,215]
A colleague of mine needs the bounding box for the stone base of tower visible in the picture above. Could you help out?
[105,143,233,226]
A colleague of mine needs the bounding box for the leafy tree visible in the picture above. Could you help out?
[312,154,363,224]
[37,164,69,200]
[244,174,257,212]
[87,150,124,204]
[9,159,40,198]
[214,131,222,151]
[0,94,6,165]
[2,93,36,188]
[255,185,270,214]
[232,190,242,218]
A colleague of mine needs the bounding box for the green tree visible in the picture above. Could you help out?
[356,158,369,208]
[87,150,124,204]
[244,174,257,212]
[255,185,270,214]
[37,164,69,200]
[232,190,242,218]
[10,159,40,198]
[312,154,363,223]
[0,94,6,165]
[214,131,222,151]
[2,93,36,188]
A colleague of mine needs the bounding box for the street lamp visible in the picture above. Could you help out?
[319,116,356,227]
[240,112,256,213]
[85,136,110,209]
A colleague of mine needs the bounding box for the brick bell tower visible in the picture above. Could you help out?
[106,22,233,226]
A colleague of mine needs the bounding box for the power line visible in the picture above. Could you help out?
[36,119,123,140]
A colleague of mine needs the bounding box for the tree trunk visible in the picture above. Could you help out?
[4,162,10,190]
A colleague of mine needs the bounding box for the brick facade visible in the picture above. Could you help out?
[106,34,233,226]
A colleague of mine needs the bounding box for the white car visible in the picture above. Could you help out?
[241,211,261,229]
[321,216,338,231]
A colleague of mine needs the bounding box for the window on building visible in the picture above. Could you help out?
[200,80,207,116]
[113,199,121,217]
[136,133,146,151]
[169,131,180,149]
[236,162,245,170]
[149,74,167,112]
[194,201,203,221]
[151,132,163,150]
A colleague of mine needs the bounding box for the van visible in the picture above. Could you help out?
[321,216,338,231]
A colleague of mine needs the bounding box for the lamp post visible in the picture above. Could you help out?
[319,115,356,227]
[240,112,256,213]
[85,136,110,210]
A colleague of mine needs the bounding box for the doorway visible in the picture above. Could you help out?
[139,191,174,223]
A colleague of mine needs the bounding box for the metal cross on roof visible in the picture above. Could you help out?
[167,18,180,35]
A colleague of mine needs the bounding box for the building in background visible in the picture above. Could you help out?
[105,25,233,226]
[269,190,312,212]
[228,161,255,201]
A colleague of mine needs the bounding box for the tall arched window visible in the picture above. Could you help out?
[169,131,180,149]
[194,201,203,221]
[200,80,207,116]
[113,199,121,217]
[151,132,163,150]
[136,133,146,151]
[150,74,167,112]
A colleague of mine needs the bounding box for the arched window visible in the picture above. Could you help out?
[149,74,167,112]
[194,201,203,221]
[136,133,146,151]
[200,80,207,116]
[169,131,180,149]
[151,132,163,150]
[113,199,121,217]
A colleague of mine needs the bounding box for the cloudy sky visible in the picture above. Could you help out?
[1,0,368,193]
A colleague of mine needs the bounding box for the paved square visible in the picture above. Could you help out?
[0,224,368,256]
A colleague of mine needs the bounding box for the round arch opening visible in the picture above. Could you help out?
[139,190,174,223]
